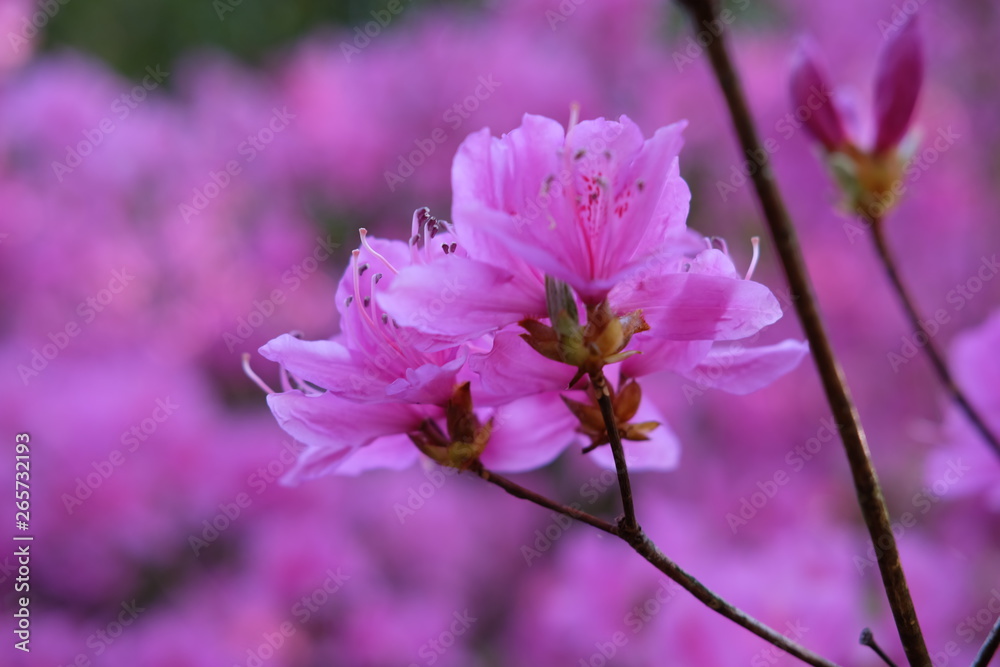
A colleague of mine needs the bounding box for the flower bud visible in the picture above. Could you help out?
[409,383,490,469]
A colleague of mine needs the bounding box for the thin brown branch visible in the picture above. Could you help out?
[674,0,931,664]
[589,369,639,534]
[871,218,1000,458]
[471,463,617,534]
[624,530,843,667]
[472,463,842,667]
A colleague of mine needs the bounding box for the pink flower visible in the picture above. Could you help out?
[260,217,468,407]
[452,113,690,304]
[379,116,785,352]
[252,212,604,480]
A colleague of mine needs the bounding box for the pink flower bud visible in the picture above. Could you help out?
[872,15,923,153]
[789,41,847,152]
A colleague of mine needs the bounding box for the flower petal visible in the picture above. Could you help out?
[384,351,468,404]
[377,255,545,340]
[789,40,847,152]
[468,331,576,406]
[680,339,810,395]
[873,16,923,152]
[480,392,579,472]
[620,337,714,378]
[260,333,388,402]
[611,270,782,341]
[267,390,431,481]
[334,434,422,477]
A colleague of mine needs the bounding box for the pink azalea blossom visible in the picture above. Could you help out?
[253,213,608,479]
[379,115,785,349]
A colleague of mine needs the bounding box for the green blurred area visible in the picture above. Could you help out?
[40,0,470,80]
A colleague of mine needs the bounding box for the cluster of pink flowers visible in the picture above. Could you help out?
[255,113,808,480]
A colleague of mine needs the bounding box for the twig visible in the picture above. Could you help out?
[673,1,931,664]
[589,369,639,534]
[870,218,1000,458]
[860,627,900,667]
[970,614,1000,667]
[473,464,842,667]
[471,463,617,534]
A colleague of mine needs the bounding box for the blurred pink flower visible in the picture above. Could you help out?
[928,310,1000,509]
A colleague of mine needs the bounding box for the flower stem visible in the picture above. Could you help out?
[471,463,617,534]
[473,464,842,667]
[589,369,639,534]
[674,1,931,664]
[971,614,1000,667]
[870,217,1000,458]
[623,529,843,667]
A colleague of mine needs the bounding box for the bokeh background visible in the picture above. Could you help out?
[3,0,1000,665]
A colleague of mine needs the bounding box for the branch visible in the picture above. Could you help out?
[870,218,1000,459]
[673,1,931,664]
[471,463,617,534]
[589,369,639,534]
[624,530,843,667]
[860,627,900,667]
[970,614,1000,667]
[473,464,843,667]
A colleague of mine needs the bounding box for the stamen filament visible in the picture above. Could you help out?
[359,228,399,274]
[745,236,761,281]
[242,354,276,395]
